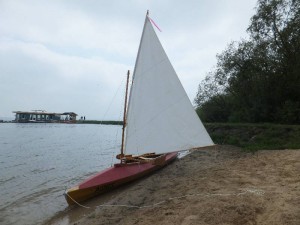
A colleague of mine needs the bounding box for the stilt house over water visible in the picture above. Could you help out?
[13,110,77,123]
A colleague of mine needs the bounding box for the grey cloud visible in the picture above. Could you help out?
[0,0,257,119]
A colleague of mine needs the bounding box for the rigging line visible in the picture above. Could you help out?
[120,71,130,157]
[111,105,123,165]
[82,78,122,140]
[65,188,265,210]
[101,76,126,121]
[83,76,126,144]
[98,76,125,162]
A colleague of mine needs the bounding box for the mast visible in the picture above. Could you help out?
[119,70,130,159]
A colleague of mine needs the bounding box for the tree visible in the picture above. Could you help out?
[195,0,300,124]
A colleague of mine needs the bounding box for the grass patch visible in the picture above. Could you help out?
[205,123,300,151]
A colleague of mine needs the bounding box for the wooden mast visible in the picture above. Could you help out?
[118,70,130,160]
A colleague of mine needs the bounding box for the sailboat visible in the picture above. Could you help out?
[64,11,213,206]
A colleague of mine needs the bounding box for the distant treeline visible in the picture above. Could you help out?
[195,0,300,124]
[76,120,123,125]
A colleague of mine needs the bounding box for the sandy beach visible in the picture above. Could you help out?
[46,145,300,225]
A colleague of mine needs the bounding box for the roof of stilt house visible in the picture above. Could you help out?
[13,111,77,116]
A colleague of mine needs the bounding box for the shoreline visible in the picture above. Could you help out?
[45,145,300,225]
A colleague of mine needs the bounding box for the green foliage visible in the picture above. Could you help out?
[196,95,233,122]
[195,0,300,124]
[205,123,300,151]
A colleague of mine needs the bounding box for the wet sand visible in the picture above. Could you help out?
[46,145,300,225]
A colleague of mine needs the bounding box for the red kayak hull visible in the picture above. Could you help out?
[65,152,177,205]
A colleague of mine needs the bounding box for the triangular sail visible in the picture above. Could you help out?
[124,15,213,155]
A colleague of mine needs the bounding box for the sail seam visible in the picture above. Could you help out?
[125,95,186,141]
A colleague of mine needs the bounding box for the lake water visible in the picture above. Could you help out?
[0,123,122,225]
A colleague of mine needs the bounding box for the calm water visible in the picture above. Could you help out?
[0,123,122,225]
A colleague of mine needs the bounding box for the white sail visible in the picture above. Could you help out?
[124,15,213,155]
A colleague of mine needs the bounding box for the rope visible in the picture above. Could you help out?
[64,192,91,209]
[65,188,265,210]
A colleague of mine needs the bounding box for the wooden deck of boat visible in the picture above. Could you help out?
[80,152,177,189]
[65,152,177,205]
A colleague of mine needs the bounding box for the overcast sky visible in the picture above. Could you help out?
[0,0,257,120]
